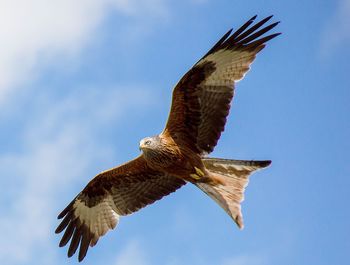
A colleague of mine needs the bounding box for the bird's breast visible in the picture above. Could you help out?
[142,146,179,169]
[146,148,204,182]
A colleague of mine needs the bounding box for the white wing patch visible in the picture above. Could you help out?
[73,195,120,246]
[198,49,257,86]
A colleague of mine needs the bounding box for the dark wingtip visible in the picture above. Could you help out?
[78,248,88,262]
[68,248,76,258]
[55,211,72,234]
[57,212,65,219]
[55,225,62,234]
[59,239,68,248]
[260,160,272,168]
[55,225,64,234]
[59,220,75,247]
[270,21,280,29]
[57,200,74,219]
[270,21,281,32]
[200,14,280,60]
[259,15,273,25]
[250,15,258,21]
[67,227,82,258]
[78,226,92,262]
[262,15,274,22]
[59,241,66,248]
[220,28,234,42]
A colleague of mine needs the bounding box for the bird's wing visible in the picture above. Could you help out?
[55,155,186,262]
[163,15,280,155]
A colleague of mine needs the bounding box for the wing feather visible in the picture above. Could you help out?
[163,16,280,154]
[56,156,185,261]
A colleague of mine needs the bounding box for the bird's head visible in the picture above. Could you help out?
[139,136,160,152]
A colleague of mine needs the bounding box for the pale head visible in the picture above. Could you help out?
[139,136,161,152]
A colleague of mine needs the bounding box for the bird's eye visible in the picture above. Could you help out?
[145,140,151,145]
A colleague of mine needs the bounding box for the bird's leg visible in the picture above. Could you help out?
[189,167,205,180]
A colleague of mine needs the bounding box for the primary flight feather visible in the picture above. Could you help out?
[56,15,280,261]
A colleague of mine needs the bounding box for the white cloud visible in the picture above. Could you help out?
[0,0,169,105]
[0,1,170,264]
[320,0,350,57]
[0,132,93,264]
[0,84,153,265]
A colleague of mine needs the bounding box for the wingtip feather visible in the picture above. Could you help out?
[250,15,258,21]
[57,199,75,219]
[260,160,272,168]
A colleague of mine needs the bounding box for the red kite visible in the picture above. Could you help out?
[56,15,280,261]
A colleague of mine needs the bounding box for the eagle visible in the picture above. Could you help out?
[56,15,280,261]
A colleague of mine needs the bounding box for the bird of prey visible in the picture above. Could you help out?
[56,15,280,261]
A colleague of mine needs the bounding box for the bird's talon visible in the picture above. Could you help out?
[190,173,201,180]
[194,167,204,177]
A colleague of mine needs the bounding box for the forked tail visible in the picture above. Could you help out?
[195,158,271,229]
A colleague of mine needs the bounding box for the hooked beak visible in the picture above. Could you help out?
[139,143,148,151]
[139,138,151,151]
[139,140,146,151]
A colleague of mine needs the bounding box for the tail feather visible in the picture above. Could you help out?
[196,158,271,229]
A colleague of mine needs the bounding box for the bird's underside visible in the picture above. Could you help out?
[56,15,280,262]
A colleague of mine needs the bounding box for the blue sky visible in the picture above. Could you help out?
[0,0,349,265]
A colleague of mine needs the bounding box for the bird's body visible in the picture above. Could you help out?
[140,134,206,182]
[56,15,280,262]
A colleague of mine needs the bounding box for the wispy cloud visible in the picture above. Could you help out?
[320,0,350,57]
[0,84,153,265]
[0,0,169,105]
[0,1,169,264]
[0,130,95,264]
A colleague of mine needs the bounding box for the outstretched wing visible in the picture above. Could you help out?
[55,156,186,262]
[163,15,280,155]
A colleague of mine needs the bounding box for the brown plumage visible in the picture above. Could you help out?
[56,15,280,261]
